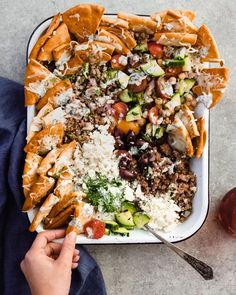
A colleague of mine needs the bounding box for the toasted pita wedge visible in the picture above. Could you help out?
[24,59,60,105]
[29,193,59,232]
[53,42,71,62]
[44,204,75,229]
[118,12,159,34]
[37,147,61,175]
[99,26,137,50]
[48,141,76,177]
[22,153,43,198]
[22,175,55,211]
[167,117,194,157]
[196,25,220,60]
[154,32,197,46]
[195,117,207,158]
[24,123,64,155]
[87,40,115,55]
[29,14,61,60]
[27,103,54,142]
[66,201,94,234]
[151,10,196,23]
[36,79,72,110]
[176,105,199,139]
[62,4,105,42]
[100,16,129,29]
[37,23,71,61]
[97,29,130,54]
[41,107,66,127]
[54,169,74,198]
[202,68,229,89]
[64,53,84,75]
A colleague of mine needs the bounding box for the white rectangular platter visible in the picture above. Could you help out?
[26,15,209,244]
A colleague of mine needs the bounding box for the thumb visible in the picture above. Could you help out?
[57,231,77,267]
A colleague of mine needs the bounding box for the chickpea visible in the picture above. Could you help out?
[178,73,186,80]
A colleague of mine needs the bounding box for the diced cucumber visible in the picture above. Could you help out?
[165,59,185,67]
[133,212,150,229]
[165,93,181,111]
[121,201,137,214]
[115,211,135,227]
[103,220,119,230]
[119,89,133,103]
[174,47,186,60]
[134,42,148,52]
[155,126,165,139]
[125,226,134,230]
[112,227,130,236]
[105,228,110,235]
[178,79,196,95]
[141,60,165,77]
[126,105,142,122]
[182,56,192,72]
[117,71,130,89]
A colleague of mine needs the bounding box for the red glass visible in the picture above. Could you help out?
[218,187,236,237]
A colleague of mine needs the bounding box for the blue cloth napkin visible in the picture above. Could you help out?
[0,77,107,295]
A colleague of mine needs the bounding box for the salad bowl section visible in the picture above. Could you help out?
[23,4,228,243]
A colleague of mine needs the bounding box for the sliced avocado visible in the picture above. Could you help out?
[133,212,150,229]
[141,60,165,77]
[119,89,133,103]
[121,201,137,214]
[165,59,185,67]
[165,93,181,111]
[115,211,135,227]
[182,56,192,72]
[117,71,130,89]
[134,42,148,52]
[112,227,130,236]
[178,79,196,95]
[103,220,119,230]
[105,228,110,235]
[126,105,142,122]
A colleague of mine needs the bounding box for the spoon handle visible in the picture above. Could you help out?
[145,225,213,280]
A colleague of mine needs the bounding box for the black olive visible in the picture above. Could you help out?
[119,168,136,181]
[126,131,137,147]
[115,138,126,150]
[135,139,146,148]
[148,151,156,162]
[140,153,149,165]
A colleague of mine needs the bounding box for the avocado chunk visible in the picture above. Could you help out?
[117,71,130,89]
[103,220,119,230]
[105,228,110,235]
[121,201,137,214]
[126,105,142,122]
[119,89,133,103]
[141,60,165,77]
[134,42,148,52]
[178,79,196,95]
[165,59,185,67]
[115,211,135,227]
[112,227,130,236]
[165,93,181,111]
[182,56,192,72]
[133,212,150,229]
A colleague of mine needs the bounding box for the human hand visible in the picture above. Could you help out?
[20,229,79,295]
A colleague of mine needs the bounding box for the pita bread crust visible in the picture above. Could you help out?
[37,147,61,175]
[24,59,60,105]
[29,14,61,60]
[62,4,105,42]
[101,16,129,29]
[196,25,220,60]
[22,175,55,211]
[47,191,84,219]
[37,23,71,61]
[118,12,159,34]
[99,26,137,50]
[65,53,84,75]
[154,32,197,46]
[97,29,130,54]
[167,117,194,157]
[24,123,64,155]
[202,68,229,89]
[52,42,71,61]
[151,10,196,22]
[54,169,74,198]
[29,193,59,232]
[195,117,207,158]
[87,40,115,55]
[44,204,75,229]
[36,79,72,110]
[22,152,43,198]
[176,105,199,139]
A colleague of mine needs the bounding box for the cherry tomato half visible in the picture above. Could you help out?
[111,54,127,70]
[148,42,164,58]
[83,219,105,239]
[148,106,159,125]
[112,102,129,120]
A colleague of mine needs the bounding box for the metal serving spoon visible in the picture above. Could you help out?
[145,225,213,280]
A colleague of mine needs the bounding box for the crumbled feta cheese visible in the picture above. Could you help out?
[196,92,212,108]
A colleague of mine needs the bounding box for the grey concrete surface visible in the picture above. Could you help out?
[1,0,236,294]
